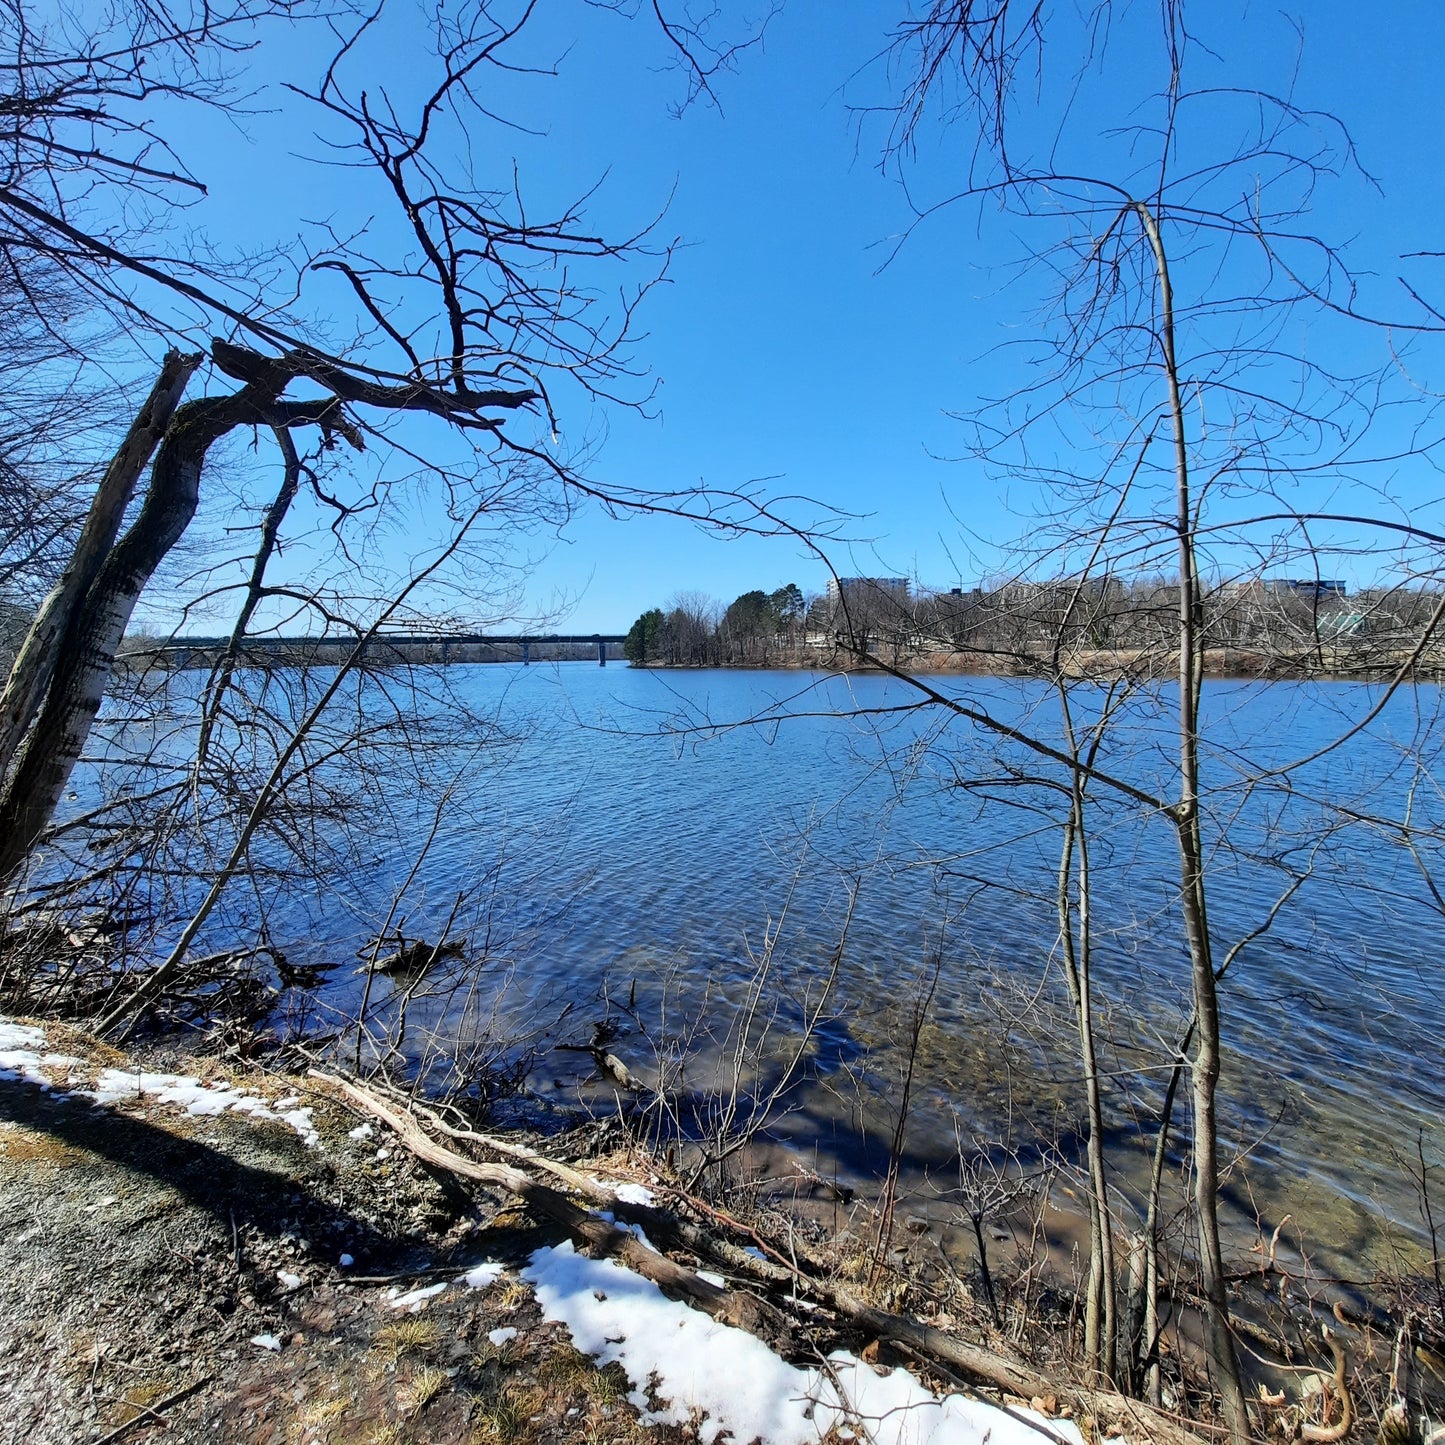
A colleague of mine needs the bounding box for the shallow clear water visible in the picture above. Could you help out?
[128,664,1445,1264]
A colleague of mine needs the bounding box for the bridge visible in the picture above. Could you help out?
[131,632,628,668]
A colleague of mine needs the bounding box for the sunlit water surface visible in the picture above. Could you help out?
[115,665,1445,1270]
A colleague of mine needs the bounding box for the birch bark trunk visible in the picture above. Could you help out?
[0,388,255,882]
[0,352,201,785]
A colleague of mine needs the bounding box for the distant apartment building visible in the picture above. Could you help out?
[1228,578,1349,603]
[825,576,911,606]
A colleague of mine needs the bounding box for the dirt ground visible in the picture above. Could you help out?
[0,1024,689,1445]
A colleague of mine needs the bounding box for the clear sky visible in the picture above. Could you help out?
[121,0,1445,634]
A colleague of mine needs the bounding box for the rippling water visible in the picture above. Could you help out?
[185,663,1445,1264]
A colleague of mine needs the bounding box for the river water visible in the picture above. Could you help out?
[193,663,1445,1269]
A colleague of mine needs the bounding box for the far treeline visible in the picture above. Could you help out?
[624,575,1445,675]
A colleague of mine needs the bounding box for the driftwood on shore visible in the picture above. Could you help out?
[313,1071,788,1337]
[314,1070,1217,1445]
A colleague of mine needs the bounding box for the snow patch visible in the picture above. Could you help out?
[250,1334,283,1351]
[0,1022,45,1052]
[524,1242,813,1444]
[613,1182,655,1206]
[277,1106,319,1148]
[348,1122,373,1140]
[459,1261,505,1290]
[817,1354,1089,1445]
[523,1242,1089,1445]
[596,1210,659,1253]
[487,1326,518,1346]
[91,1066,320,1147]
[0,1018,322,1149]
[0,1020,81,1090]
[388,1281,449,1311]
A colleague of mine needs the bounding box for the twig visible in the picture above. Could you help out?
[91,1375,210,1445]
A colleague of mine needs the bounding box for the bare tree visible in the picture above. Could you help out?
[0,0,797,1028]
[831,4,1445,1436]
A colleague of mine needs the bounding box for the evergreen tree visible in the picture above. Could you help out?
[623,607,664,664]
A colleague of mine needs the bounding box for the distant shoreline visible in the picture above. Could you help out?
[109,635,1445,681]
[626,642,1445,682]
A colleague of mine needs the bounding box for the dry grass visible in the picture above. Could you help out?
[358,1427,407,1445]
[105,1375,178,1429]
[42,1019,128,1066]
[0,1122,90,1167]
[579,1409,650,1445]
[374,1316,440,1362]
[287,1393,349,1444]
[591,1361,629,1407]
[471,1381,544,1444]
[537,1343,600,1394]
[496,1278,530,1311]
[400,1364,449,1414]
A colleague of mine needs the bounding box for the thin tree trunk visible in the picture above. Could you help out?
[1053,675,1119,1387]
[0,352,201,785]
[1142,1035,1189,1407]
[1057,793,1117,1384]
[1134,199,1250,1445]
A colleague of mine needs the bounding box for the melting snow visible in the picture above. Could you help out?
[459,1261,505,1290]
[613,1182,655,1206]
[0,1020,81,1089]
[0,1016,319,1147]
[487,1326,518,1346]
[388,1281,449,1311]
[596,1210,659,1253]
[524,1242,1089,1445]
[250,1334,283,1351]
[92,1067,320,1147]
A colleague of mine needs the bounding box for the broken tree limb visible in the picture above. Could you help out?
[361,1080,620,1205]
[354,1075,806,1291]
[312,1070,788,1341]
[0,350,202,791]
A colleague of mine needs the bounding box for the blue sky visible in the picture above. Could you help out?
[123,0,1445,633]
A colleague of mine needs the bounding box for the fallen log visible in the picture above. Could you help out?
[312,1070,787,1340]
[357,1078,625,1205]
[315,1071,1216,1445]
[356,1075,805,1291]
